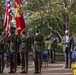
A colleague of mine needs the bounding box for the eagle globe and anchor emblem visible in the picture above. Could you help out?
[14,2,22,30]
[14,2,22,18]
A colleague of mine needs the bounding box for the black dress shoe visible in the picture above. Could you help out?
[20,71,25,73]
[50,62,54,63]
[13,71,16,73]
[25,72,28,74]
[38,72,41,74]
[0,71,3,73]
[9,71,13,73]
[68,66,71,68]
[34,72,38,74]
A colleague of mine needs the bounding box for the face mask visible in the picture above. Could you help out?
[23,32,25,34]
[11,31,14,34]
[65,33,68,35]
[36,29,39,33]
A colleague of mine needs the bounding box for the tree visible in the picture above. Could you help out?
[14,0,76,41]
[0,0,5,28]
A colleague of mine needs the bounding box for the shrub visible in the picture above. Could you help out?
[45,41,63,53]
[56,43,63,53]
[45,41,49,50]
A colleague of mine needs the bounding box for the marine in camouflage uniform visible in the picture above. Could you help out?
[34,26,45,74]
[19,31,29,74]
[8,27,18,73]
[45,33,57,63]
[0,29,6,73]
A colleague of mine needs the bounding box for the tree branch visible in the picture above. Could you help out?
[70,2,76,9]
[47,23,62,41]
[50,2,62,6]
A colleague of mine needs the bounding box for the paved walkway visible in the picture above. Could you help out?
[1,61,74,75]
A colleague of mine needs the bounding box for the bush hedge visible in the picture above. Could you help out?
[45,41,63,53]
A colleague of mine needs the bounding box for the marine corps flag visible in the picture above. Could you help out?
[14,0,26,36]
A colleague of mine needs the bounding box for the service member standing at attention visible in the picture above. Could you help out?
[34,26,45,74]
[19,31,28,74]
[62,30,74,68]
[0,29,6,73]
[8,27,18,73]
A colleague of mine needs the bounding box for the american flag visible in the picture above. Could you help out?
[3,0,12,40]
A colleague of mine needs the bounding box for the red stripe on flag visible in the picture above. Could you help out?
[3,0,12,40]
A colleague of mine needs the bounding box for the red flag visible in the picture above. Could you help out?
[4,0,12,40]
[14,0,26,36]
